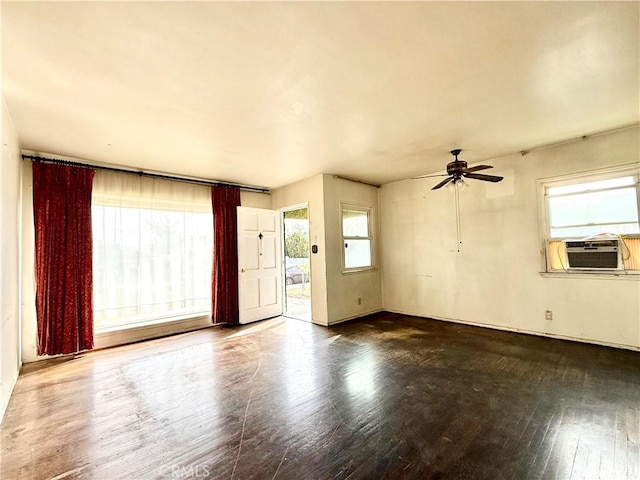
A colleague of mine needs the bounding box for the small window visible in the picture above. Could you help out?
[342,206,373,271]
[541,166,640,273]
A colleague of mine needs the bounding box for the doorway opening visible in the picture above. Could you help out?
[283,206,311,321]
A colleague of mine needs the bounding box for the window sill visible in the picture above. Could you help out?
[540,271,640,280]
[342,266,377,275]
[95,310,210,334]
[94,313,211,349]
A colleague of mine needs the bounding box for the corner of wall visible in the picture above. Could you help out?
[378,126,640,350]
[271,174,329,325]
[322,174,383,324]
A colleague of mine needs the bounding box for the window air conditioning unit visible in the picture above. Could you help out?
[564,238,622,270]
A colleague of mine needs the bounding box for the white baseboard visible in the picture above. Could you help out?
[384,308,640,352]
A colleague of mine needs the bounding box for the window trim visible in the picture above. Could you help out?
[537,163,640,274]
[340,203,375,273]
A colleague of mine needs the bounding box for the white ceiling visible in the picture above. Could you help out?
[2,1,638,189]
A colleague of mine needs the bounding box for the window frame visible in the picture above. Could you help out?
[91,193,214,333]
[537,164,640,274]
[340,203,375,273]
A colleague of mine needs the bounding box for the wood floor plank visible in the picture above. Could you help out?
[2,313,640,479]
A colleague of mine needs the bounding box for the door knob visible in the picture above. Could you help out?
[241,268,246,273]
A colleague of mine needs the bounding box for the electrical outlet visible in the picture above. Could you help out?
[545,310,553,321]
[357,297,362,305]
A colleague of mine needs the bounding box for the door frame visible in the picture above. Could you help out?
[279,202,312,320]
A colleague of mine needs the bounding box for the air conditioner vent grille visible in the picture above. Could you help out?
[564,238,622,270]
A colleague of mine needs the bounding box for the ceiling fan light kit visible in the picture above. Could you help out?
[446,177,470,191]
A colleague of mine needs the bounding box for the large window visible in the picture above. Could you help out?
[341,205,374,271]
[92,171,213,331]
[541,165,640,273]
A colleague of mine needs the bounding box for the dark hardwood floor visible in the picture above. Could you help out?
[2,312,639,479]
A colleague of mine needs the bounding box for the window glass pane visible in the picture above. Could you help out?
[548,176,635,196]
[342,209,369,237]
[548,187,639,229]
[344,239,372,269]
[92,205,213,330]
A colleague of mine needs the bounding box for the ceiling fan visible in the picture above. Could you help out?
[414,149,503,190]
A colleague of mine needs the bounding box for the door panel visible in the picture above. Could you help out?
[260,214,276,232]
[244,279,260,309]
[244,211,259,231]
[237,206,283,324]
[262,237,277,269]
[260,277,278,306]
[242,237,260,270]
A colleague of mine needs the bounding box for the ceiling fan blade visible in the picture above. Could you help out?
[464,165,493,173]
[412,173,449,179]
[464,173,503,182]
[431,177,454,190]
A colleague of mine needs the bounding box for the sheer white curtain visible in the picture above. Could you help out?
[92,170,213,331]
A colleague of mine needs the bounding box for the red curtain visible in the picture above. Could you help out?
[33,162,95,355]
[211,186,241,325]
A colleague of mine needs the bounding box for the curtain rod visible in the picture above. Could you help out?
[333,175,380,188]
[22,155,271,194]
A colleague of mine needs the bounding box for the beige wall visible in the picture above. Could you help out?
[240,190,272,209]
[380,127,640,349]
[272,175,328,325]
[1,99,22,421]
[322,175,382,324]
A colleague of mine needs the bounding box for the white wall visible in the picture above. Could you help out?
[1,99,22,421]
[272,174,329,325]
[380,127,640,349]
[322,175,382,324]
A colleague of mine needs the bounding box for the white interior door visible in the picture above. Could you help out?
[237,206,283,324]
